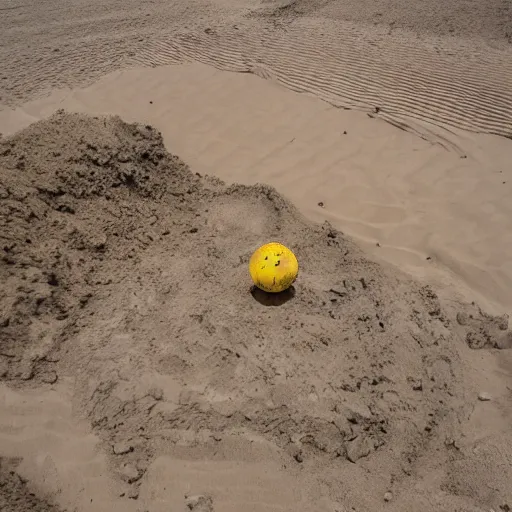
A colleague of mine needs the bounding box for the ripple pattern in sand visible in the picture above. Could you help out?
[134,20,512,140]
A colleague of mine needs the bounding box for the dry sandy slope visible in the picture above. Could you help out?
[1,112,511,512]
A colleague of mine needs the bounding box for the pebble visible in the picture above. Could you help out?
[478,392,492,402]
[341,402,372,423]
[456,312,469,326]
[410,378,423,391]
[345,436,373,463]
[113,441,133,455]
[185,494,214,512]
[20,366,34,381]
[119,463,141,483]
[41,371,58,384]
[384,492,393,502]
[127,487,139,500]
[149,387,163,401]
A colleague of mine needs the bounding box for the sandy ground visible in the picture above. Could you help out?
[1,111,511,512]
[1,0,512,511]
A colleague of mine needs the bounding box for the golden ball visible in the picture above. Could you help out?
[249,242,298,293]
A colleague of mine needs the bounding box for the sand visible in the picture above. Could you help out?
[0,111,511,512]
[1,0,512,511]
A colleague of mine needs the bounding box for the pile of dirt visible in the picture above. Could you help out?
[0,111,510,512]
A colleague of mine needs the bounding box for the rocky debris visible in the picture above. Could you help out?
[478,392,492,402]
[407,377,423,391]
[185,494,214,512]
[118,463,141,484]
[113,442,134,455]
[293,450,304,463]
[455,305,511,350]
[341,401,373,423]
[456,312,469,326]
[40,370,58,384]
[496,331,512,349]
[345,436,374,463]
[127,487,139,500]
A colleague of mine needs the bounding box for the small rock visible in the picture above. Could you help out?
[149,387,163,400]
[127,487,139,500]
[478,392,492,402]
[345,436,373,463]
[329,288,346,298]
[384,491,393,502]
[340,401,373,423]
[456,312,469,326]
[86,233,107,251]
[185,494,214,512]
[47,272,59,286]
[497,315,509,330]
[113,442,134,455]
[19,364,34,381]
[497,331,512,349]
[41,370,58,384]
[407,377,423,391]
[119,463,141,483]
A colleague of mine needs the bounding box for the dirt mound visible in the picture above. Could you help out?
[0,112,510,512]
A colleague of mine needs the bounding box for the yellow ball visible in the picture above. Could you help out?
[249,242,299,293]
